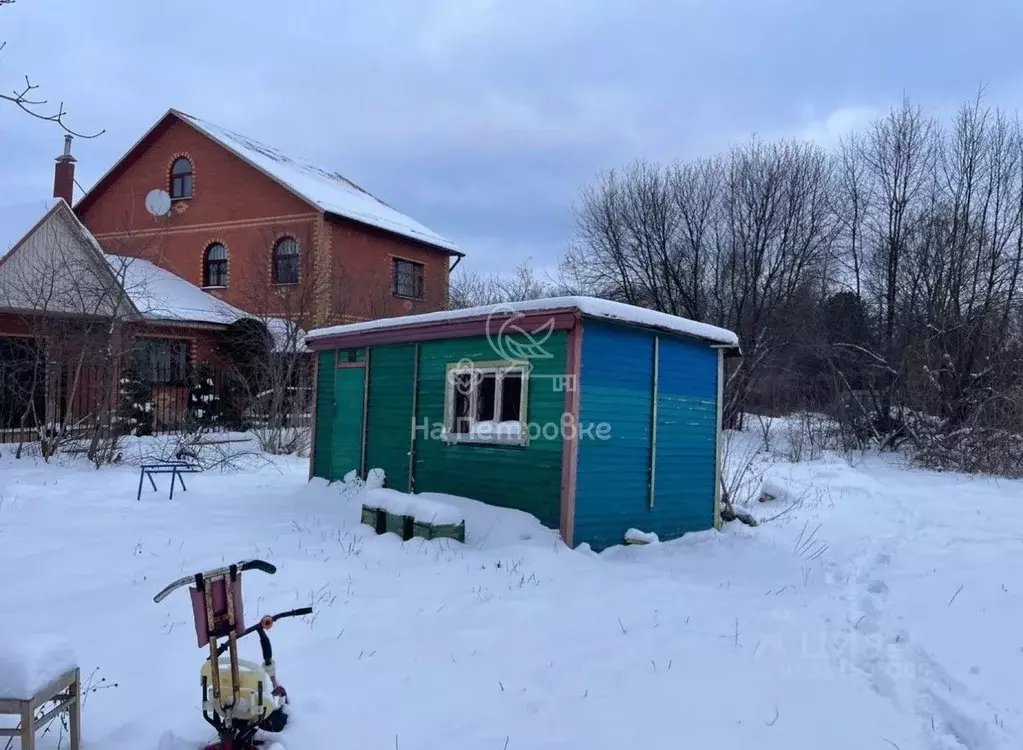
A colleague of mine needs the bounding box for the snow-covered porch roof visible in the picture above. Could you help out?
[106,255,247,326]
[107,255,308,351]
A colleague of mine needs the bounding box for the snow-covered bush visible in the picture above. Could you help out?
[337,467,385,496]
[186,363,220,432]
[118,373,153,437]
[912,427,1023,478]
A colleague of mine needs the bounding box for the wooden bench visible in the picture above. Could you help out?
[0,667,81,750]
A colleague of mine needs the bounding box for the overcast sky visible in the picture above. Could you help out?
[3,0,1023,275]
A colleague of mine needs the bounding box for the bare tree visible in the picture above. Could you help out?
[565,88,1023,478]
[0,209,153,461]
[449,259,553,308]
[221,222,337,455]
[564,138,836,427]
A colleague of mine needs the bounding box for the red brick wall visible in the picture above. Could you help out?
[78,119,320,316]
[77,116,454,329]
[329,218,450,323]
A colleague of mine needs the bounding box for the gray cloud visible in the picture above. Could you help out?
[4,0,1023,273]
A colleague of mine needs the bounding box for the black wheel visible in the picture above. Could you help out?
[259,708,288,733]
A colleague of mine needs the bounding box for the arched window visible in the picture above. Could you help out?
[204,243,228,287]
[273,236,299,284]
[170,157,193,199]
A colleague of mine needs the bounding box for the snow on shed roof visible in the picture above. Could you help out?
[173,110,462,256]
[306,296,740,347]
[106,254,248,325]
[0,198,61,262]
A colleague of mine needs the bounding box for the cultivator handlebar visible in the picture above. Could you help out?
[153,559,277,603]
[215,607,313,658]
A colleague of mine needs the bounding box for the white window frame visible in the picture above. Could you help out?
[443,359,531,446]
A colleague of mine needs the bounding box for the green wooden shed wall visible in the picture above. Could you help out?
[310,332,569,531]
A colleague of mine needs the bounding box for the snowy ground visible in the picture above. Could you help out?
[0,429,1021,750]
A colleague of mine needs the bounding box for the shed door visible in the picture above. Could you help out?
[331,366,366,480]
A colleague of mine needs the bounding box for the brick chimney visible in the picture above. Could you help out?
[52,134,76,205]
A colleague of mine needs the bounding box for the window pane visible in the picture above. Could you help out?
[453,373,472,434]
[206,260,225,287]
[393,259,424,298]
[172,342,188,383]
[205,246,227,286]
[500,372,522,421]
[476,373,496,421]
[171,160,193,199]
[132,338,188,385]
[275,238,299,283]
[132,342,148,380]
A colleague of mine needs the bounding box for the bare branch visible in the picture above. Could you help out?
[0,0,105,138]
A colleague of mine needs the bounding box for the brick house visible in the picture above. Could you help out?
[73,108,463,328]
[1,111,463,443]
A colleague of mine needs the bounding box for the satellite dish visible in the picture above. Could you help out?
[145,188,172,218]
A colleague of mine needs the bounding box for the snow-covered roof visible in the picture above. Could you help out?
[172,110,462,256]
[106,256,308,343]
[305,296,740,347]
[106,255,248,325]
[0,198,61,262]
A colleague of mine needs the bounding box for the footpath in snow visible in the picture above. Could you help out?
[0,435,1020,749]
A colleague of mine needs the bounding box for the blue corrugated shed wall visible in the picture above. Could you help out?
[574,320,718,550]
[652,335,718,534]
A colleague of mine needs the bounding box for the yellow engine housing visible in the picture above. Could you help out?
[201,658,277,722]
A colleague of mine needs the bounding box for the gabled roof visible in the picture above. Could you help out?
[305,296,741,349]
[76,109,462,256]
[0,198,62,264]
[0,196,252,328]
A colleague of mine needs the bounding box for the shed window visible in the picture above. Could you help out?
[392,258,424,299]
[204,243,228,287]
[170,158,193,199]
[445,361,530,444]
[133,338,189,386]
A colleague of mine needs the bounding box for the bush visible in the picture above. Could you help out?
[912,427,1023,478]
[119,373,153,437]
[187,363,221,431]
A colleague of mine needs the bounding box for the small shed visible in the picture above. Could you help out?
[303,297,740,551]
